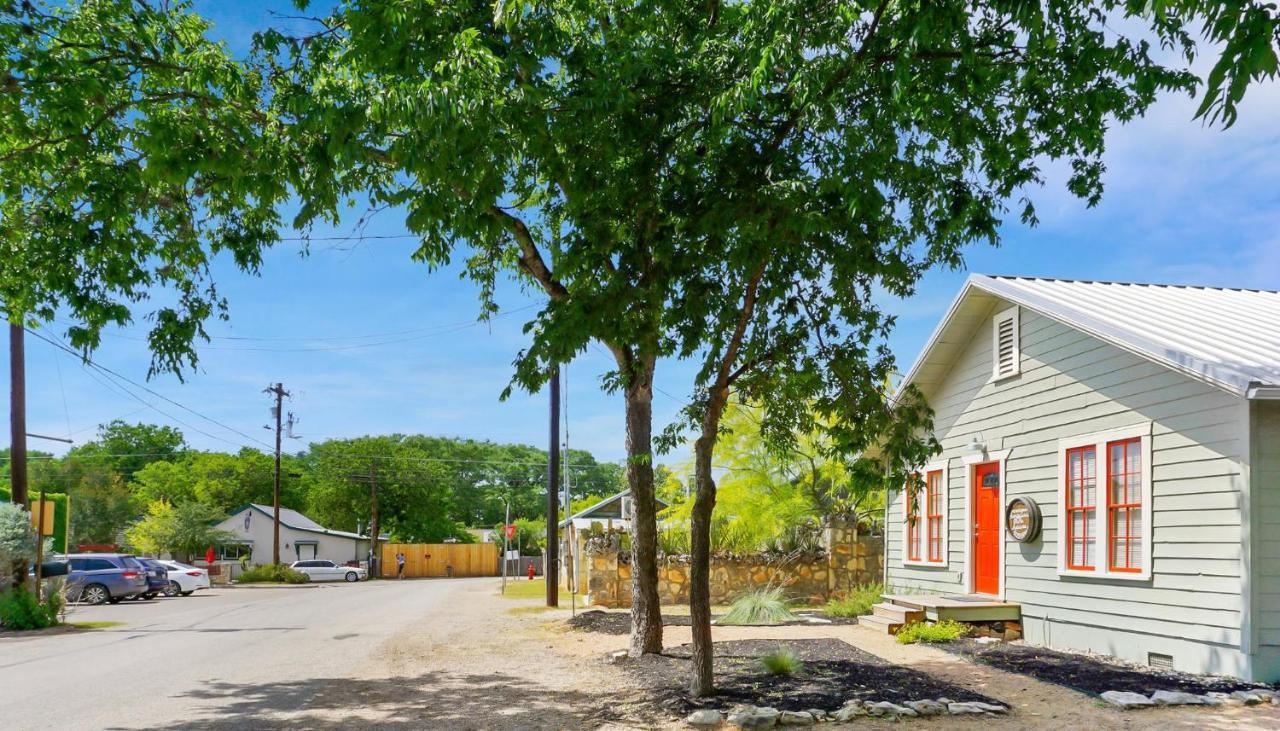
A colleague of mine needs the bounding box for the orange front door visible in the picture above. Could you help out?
[973,462,1002,595]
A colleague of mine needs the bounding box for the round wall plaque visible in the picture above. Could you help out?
[1005,497,1042,542]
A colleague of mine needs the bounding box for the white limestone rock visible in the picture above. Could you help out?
[726,705,780,729]
[1099,691,1155,710]
[778,711,815,726]
[686,709,723,727]
[904,699,948,716]
[1149,690,1204,706]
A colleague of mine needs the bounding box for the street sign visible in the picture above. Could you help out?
[504,523,517,540]
[506,550,520,561]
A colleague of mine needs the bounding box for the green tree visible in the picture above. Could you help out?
[0,502,37,587]
[126,501,235,563]
[0,0,287,374]
[265,0,1278,690]
[70,421,187,483]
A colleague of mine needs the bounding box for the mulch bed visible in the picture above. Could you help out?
[945,638,1271,696]
[622,637,1004,714]
[567,609,856,636]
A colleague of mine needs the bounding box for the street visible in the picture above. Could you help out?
[0,578,628,730]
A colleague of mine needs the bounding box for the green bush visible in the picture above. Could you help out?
[824,582,884,618]
[760,645,804,676]
[895,619,969,645]
[237,564,308,584]
[0,587,59,630]
[717,586,801,626]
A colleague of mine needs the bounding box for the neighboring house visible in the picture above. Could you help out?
[879,275,1280,681]
[560,490,669,592]
[467,527,497,543]
[215,504,383,567]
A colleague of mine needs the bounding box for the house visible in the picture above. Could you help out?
[215,504,382,567]
[559,489,669,592]
[875,274,1280,682]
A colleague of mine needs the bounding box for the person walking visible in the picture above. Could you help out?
[396,552,406,580]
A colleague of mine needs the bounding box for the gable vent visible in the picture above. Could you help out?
[992,306,1021,380]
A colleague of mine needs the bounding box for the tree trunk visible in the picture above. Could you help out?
[689,421,720,696]
[625,356,663,656]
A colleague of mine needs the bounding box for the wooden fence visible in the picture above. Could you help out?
[379,543,499,578]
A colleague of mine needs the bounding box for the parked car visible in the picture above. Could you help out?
[157,560,210,596]
[63,554,149,604]
[290,560,366,583]
[130,558,169,600]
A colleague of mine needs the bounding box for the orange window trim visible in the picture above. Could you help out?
[926,469,944,563]
[907,474,922,562]
[1065,445,1096,571]
[1107,438,1143,573]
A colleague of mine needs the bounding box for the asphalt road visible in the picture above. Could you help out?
[0,578,479,731]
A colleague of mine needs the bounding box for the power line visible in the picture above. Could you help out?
[25,328,273,450]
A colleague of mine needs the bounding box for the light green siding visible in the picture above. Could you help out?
[887,303,1254,678]
[1251,400,1280,679]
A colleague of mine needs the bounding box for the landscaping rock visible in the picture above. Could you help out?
[1150,690,1205,706]
[803,709,828,721]
[726,705,780,729]
[830,703,865,722]
[1231,690,1267,705]
[778,711,815,726]
[974,637,1001,645]
[967,701,1008,713]
[864,701,917,718]
[1201,692,1242,707]
[686,709,723,727]
[904,700,948,716]
[1100,690,1155,710]
[947,702,988,715]
[1273,694,1280,706]
[607,650,628,665]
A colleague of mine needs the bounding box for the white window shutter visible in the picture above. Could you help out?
[992,306,1020,380]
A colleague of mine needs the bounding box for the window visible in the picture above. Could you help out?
[1064,446,1096,570]
[992,306,1020,380]
[904,462,948,567]
[927,470,944,562]
[1057,424,1151,580]
[1108,438,1143,573]
[218,544,252,561]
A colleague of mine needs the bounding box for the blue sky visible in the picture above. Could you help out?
[5,4,1279,463]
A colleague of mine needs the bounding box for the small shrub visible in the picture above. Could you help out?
[760,645,804,676]
[824,582,884,618]
[717,586,801,626]
[237,564,308,584]
[895,619,969,645]
[0,587,59,630]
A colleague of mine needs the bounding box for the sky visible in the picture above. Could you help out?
[4,4,1279,464]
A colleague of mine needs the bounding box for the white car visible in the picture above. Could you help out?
[157,561,211,596]
[290,560,366,583]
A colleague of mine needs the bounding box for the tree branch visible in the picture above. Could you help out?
[486,206,570,302]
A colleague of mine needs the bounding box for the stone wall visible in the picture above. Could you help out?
[584,518,884,608]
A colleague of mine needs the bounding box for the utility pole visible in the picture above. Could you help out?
[9,323,28,506]
[546,366,560,607]
[264,382,289,565]
[368,460,380,578]
[502,496,510,595]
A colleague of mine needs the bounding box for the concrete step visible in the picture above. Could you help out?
[857,613,902,635]
[872,602,924,624]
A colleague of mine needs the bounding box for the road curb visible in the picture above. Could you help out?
[223,583,320,589]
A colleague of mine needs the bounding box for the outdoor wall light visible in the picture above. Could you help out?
[967,436,986,455]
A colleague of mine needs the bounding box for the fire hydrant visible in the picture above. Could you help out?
[527,562,536,581]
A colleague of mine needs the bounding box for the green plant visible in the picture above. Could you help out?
[717,586,801,626]
[759,646,804,676]
[236,564,308,584]
[895,619,969,645]
[824,582,884,618]
[0,587,59,630]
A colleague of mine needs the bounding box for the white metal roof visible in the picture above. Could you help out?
[900,274,1280,400]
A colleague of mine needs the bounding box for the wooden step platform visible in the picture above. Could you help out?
[857,593,1021,634]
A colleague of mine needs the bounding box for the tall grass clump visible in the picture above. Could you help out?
[824,582,884,618]
[760,645,804,676]
[716,586,801,626]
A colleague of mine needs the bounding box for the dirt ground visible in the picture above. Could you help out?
[553,603,1280,730]
[332,581,1280,730]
